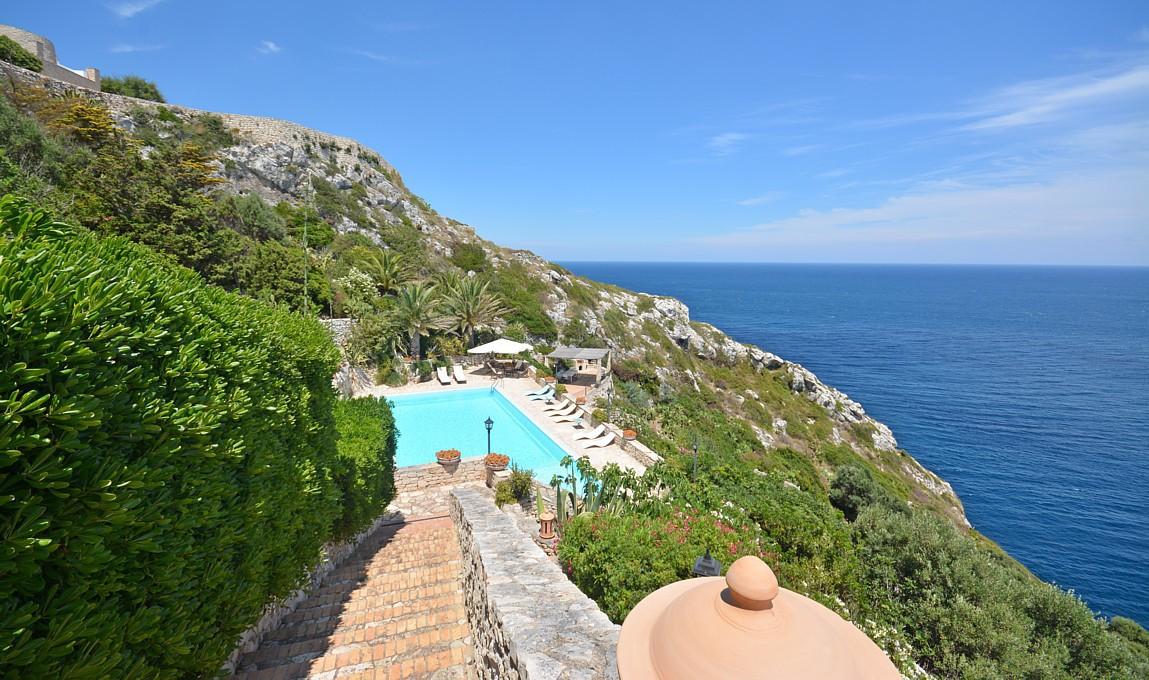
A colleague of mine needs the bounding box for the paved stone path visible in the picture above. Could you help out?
[234,489,479,680]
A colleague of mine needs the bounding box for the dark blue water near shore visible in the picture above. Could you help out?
[562,262,1149,625]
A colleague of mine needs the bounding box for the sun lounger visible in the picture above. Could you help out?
[543,400,574,413]
[583,433,616,449]
[553,413,582,424]
[572,424,606,441]
[436,366,451,385]
[527,386,555,401]
[548,404,578,418]
[452,364,467,383]
[525,384,551,397]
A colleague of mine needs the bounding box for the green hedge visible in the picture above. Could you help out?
[0,196,344,677]
[0,36,42,73]
[332,397,397,541]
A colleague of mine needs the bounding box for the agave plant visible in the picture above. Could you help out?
[549,456,640,529]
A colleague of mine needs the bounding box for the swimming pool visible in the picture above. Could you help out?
[387,387,570,482]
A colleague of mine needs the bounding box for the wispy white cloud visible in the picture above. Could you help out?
[107,0,163,18]
[856,62,1149,133]
[257,40,282,55]
[707,132,750,156]
[697,169,1148,263]
[736,191,784,206]
[817,168,850,179]
[781,144,822,156]
[963,63,1149,130]
[348,49,425,65]
[109,43,166,54]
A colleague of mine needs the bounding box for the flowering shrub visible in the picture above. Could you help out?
[557,508,769,622]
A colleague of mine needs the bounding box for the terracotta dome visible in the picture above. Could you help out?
[617,556,901,680]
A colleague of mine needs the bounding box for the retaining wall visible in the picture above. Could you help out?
[395,457,487,494]
[451,486,620,679]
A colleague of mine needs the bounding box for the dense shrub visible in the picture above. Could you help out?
[494,481,517,507]
[101,75,165,102]
[0,91,335,315]
[128,107,235,151]
[217,192,287,241]
[0,36,41,72]
[558,508,762,622]
[0,197,343,677]
[331,397,397,540]
[449,241,487,272]
[486,263,557,339]
[829,463,904,521]
[507,465,534,500]
[853,506,1144,678]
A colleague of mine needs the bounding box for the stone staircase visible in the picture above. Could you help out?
[234,515,476,680]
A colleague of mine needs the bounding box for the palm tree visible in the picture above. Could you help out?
[393,282,447,358]
[442,278,508,348]
[353,248,410,296]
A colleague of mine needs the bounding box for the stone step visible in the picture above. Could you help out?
[282,581,463,626]
[235,641,473,680]
[315,559,462,598]
[261,598,465,646]
[239,621,471,673]
[232,508,475,680]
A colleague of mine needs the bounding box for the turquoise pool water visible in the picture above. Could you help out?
[388,387,570,482]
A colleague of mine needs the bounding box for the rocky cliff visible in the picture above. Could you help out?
[1,61,967,526]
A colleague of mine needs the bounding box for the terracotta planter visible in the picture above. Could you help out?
[623,429,637,441]
[485,453,510,472]
[435,449,462,466]
[543,376,557,384]
[576,396,588,405]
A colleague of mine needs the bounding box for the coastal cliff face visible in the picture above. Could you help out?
[0,61,966,526]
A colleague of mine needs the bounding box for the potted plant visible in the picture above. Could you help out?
[435,449,462,466]
[416,360,433,383]
[623,429,637,441]
[485,453,510,471]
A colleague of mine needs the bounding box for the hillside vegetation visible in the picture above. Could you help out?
[1,72,1147,677]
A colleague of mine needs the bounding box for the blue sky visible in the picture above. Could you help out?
[6,2,1149,264]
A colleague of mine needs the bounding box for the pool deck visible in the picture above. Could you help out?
[365,370,645,475]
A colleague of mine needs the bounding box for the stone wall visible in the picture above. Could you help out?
[451,486,620,680]
[395,457,487,494]
[0,25,100,90]
[0,60,395,176]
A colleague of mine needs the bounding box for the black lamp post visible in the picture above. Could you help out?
[692,441,699,482]
[484,417,494,455]
[692,549,721,577]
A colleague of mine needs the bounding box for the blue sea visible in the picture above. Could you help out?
[563,262,1149,626]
